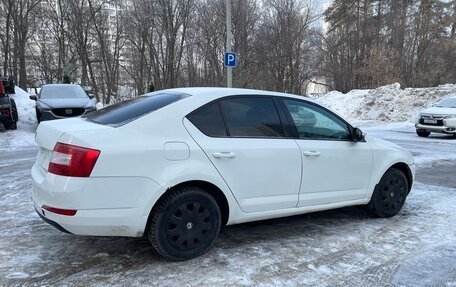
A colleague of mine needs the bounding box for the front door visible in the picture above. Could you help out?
[280,98,373,207]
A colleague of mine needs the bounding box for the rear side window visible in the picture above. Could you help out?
[187,103,227,136]
[219,97,284,137]
[83,92,189,126]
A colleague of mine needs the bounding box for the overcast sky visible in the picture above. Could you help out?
[316,0,332,12]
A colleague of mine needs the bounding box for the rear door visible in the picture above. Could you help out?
[279,98,373,207]
[185,96,302,213]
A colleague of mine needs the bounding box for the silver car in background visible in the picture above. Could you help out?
[30,84,96,123]
[415,96,456,137]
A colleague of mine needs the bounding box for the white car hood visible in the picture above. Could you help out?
[421,106,456,116]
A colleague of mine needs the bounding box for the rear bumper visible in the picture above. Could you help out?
[31,163,163,237]
[35,207,72,234]
[0,116,13,123]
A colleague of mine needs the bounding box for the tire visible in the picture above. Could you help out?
[9,121,17,130]
[366,168,408,218]
[416,129,430,137]
[36,110,41,124]
[10,99,18,122]
[148,187,221,260]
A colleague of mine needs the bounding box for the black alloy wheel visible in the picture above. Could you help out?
[148,187,221,260]
[367,168,408,218]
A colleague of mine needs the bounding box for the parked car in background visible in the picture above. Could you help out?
[30,84,96,123]
[0,77,18,130]
[415,95,456,137]
[32,88,415,260]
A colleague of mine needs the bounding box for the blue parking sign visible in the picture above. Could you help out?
[224,52,237,67]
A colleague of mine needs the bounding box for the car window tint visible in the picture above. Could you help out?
[83,92,189,127]
[219,97,284,137]
[283,99,350,140]
[187,103,227,137]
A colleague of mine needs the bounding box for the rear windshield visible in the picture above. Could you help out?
[83,92,190,127]
[40,85,88,99]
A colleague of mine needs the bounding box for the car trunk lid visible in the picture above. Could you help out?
[35,118,109,170]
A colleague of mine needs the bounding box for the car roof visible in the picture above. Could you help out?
[162,87,311,101]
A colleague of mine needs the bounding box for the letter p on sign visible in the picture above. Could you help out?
[224,52,237,67]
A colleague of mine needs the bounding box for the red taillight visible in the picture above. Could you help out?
[0,81,4,95]
[48,142,100,177]
[42,205,77,216]
[3,108,10,117]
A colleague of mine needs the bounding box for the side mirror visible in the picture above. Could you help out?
[352,127,365,142]
[29,95,37,101]
[88,94,95,99]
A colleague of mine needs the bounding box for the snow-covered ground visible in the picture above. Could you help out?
[0,85,455,286]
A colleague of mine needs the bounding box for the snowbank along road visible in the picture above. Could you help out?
[0,85,455,286]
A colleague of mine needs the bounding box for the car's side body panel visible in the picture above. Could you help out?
[32,87,415,238]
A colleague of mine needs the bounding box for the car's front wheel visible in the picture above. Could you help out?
[416,129,430,137]
[148,187,221,260]
[36,109,41,123]
[366,168,408,218]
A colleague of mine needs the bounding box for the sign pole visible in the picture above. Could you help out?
[226,0,232,88]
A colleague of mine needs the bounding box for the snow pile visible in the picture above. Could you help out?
[317,83,456,122]
[11,86,36,126]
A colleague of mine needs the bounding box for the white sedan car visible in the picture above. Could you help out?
[32,88,415,260]
[415,95,456,137]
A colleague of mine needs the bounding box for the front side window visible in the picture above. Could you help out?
[283,99,351,140]
[219,97,284,137]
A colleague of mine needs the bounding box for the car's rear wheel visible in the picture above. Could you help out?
[148,187,221,260]
[10,99,18,122]
[9,121,17,130]
[416,129,430,137]
[366,168,408,218]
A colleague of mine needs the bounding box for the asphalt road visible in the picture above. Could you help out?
[0,127,455,287]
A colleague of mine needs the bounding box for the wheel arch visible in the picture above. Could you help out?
[388,162,413,193]
[146,180,230,231]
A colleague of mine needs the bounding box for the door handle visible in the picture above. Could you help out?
[212,152,236,159]
[303,150,321,157]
